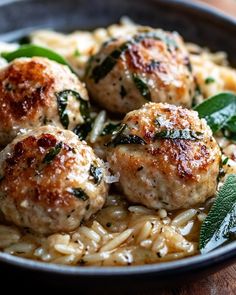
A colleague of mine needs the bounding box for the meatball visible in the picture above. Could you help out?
[86,30,196,114]
[0,57,89,146]
[107,103,221,210]
[0,126,108,234]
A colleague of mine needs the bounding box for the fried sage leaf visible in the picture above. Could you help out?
[89,164,103,184]
[71,188,89,201]
[107,124,146,147]
[73,121,93,140]
[154,129,203,141]
[132,74,151,101]
[56,91,69,129]
[43,142,63,164]
[91,42,129,83]
[101,122,121,136]
[194,92,236,133]
[199,174,236,254]
[205,77,215,84]
[56,89,90,130]
[110,134,146,146]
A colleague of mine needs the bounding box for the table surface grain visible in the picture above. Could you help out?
[157,265,236,295]
[196,0,236,17]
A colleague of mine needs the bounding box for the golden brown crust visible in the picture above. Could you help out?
[0,60,54,127]
[147,140,211,181]
[125,103,203,141]
[1,133,77,208]
[123,103,217,182]
[0,57,89,147]
[0,126,108,233]
[107,102,221,210]
[86,30,195,114]
[125,37,184,76]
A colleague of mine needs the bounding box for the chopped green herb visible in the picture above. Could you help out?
[110,134,147,146]
[43,142,62,164]
[108,123,126,140]
[74,49,81,57]
[73,121,93,140]
[56,91,69,129]
[106,124,146,147]
[199,174,236,253]
[90,42,129,83]
[71,188,88,201]
[155,118,161,127]
[101,122,121,136]
[222,157,229,166]
[89,164,103,184]
[120,85,127,98]
[56,89,91,130]
[154,129,203,141]
[78,97,90,122]
[85,55,95,77]
[132,74,151,101]
[205,77,215,84]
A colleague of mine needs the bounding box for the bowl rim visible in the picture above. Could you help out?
[0,0,236,277]
[1,241,236,276]
[158,0,236,25]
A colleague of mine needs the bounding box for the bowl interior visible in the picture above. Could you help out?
[0,0,236,279]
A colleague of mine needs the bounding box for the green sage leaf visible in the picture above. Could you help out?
[199,174,236,254]
[1,44,75,73]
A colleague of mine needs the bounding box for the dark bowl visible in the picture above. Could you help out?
[0,0,236,292]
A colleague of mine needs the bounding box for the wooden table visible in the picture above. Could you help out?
[158,265,236,295]
[196,0,236,16]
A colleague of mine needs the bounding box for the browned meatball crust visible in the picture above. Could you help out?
[0,126,108,234]
[86,30,196,114]
[0,57,89,146]
[107,103,221,210]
